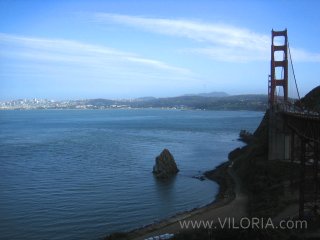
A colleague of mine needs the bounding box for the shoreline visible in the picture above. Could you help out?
[105,161,237,240]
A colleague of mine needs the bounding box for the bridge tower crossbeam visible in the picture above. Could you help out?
[269,29,288,106]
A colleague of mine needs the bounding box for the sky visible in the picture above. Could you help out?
[0,0,320,100]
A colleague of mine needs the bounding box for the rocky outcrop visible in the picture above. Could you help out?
[238,129,254,144]
[153,149,179,178]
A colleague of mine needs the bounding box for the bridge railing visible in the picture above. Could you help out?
[272,100,320,117]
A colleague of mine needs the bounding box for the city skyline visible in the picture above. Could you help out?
[0,0,320,100]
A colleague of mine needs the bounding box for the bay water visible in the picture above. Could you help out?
[0,109,263,240]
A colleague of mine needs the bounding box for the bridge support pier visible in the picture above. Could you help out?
[268,110,291,161]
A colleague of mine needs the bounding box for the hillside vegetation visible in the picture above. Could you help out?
[296,85,320,112]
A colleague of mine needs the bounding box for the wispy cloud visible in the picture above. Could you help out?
[0,33,191,75]
[289,48,320,62]
[93,13,320,63]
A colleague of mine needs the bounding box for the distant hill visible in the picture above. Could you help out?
[183,91,229,98]
[128,94,268,111]
[86,98,115,106]
[133,97,157,102]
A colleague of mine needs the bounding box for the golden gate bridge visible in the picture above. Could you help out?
[268,29,320,219]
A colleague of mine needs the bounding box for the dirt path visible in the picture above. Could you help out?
[128,167,248,240]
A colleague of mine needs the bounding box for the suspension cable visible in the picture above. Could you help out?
[288,41,301,100]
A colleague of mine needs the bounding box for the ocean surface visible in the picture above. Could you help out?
[0,109,263,240]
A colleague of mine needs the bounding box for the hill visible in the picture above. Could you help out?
[296,85,320,112]
[182,91,229,98]
[129,94,267,111]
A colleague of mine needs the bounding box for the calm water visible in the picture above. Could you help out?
[0,109,263,240]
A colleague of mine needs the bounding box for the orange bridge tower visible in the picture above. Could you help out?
[269,29,288,106]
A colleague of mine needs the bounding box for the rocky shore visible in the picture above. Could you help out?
[204,162,236,204]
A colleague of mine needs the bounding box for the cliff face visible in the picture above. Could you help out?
[228,109,269,166]
[153,149,179,179]
[228,109,293,217]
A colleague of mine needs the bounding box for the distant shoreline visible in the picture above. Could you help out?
[0,108,265,112]
[0,94,268,111]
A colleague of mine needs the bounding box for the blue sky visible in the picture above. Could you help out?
[0,0,319,100]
